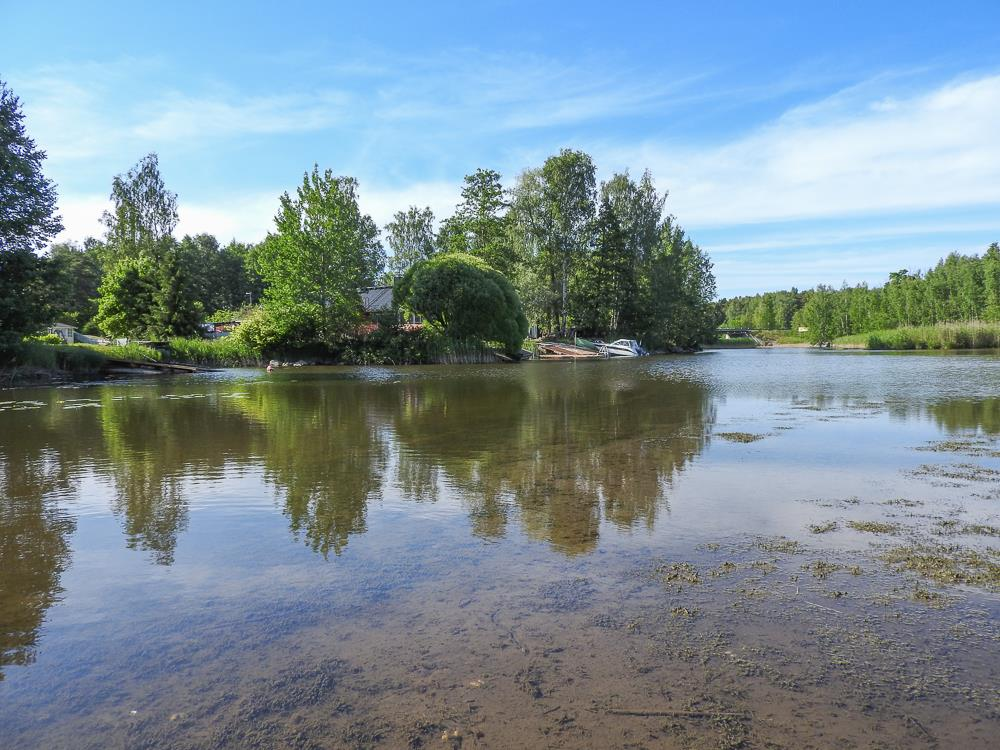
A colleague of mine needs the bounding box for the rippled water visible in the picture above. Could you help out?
[1,349,999,748]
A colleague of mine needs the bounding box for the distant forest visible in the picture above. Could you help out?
[721,244,1000,339]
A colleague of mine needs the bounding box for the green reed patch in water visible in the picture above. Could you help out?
[883,497,923,507]
[912,587,950,608]
[911,463,1000,483]
[917,439,1000,458]
[809,521,838,534]
[754,537,802,554]
[717,431,766,443]
[880,544,1000,590]
[656,562,701,585]
[804,560,841,579]
[933,520,1000,537]
[847,520,900,534]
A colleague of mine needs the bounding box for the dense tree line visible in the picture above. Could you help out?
[394,152,720,349]
[3,76,717,357]
[721,245,1000,343]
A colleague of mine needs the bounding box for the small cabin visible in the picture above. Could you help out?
[48,322,77,344]
[361,285,421,325]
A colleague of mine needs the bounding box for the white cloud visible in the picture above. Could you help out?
[131,90,350,141]
[357,181,460,229]
[707,219,1000,254]
[55,180,461,246]
[54,194,108,242]
[601,73,1000,227]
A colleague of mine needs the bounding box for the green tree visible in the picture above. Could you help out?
[443,168,516,277]
[0,80,63,349]
[511,150,596,333]
[983,243,1000,321]
[395,253,528,355]
[43,241,103,329]
[253,167,384,346]
[94,257,156,337]
[643,220,719,349]
[385,205,436,276]
[580,170,666,336]
[148,244,203,338]
[573,194,634,335]
[101,153,178,265]
[801,285,838,345]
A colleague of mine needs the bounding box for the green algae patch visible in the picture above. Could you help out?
[847,520,900,534]
[717,431,766,443]
[754,537,802,554]
[809,521,838,534]
[880,544,1000,591]
[804,560,841,579]
[656,562,701,585]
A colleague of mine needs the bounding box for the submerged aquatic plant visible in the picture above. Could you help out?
[847,520,900,534]
[717,431,766,443]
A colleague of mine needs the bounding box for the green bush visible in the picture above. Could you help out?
[395,253,529,356]
[231,303,320,354]
[24,333,64,345]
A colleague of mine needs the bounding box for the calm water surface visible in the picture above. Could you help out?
[1,349,999,748]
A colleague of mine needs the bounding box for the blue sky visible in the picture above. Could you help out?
[4,0,999,296]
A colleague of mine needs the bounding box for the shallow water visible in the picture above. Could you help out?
[1,349,999,748]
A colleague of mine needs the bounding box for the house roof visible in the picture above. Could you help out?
[361,286,394,312]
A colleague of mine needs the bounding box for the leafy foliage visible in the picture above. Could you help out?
[43,242,103,329]
[94,257,156,337]
[395,253,528,355]
[101,153,178,265]
[253,167,384,345]
[439,169,516,277]
[385,206,436,276]
[0,80,62,350]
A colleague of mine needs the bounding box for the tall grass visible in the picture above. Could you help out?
[834,321,1000,350]
[82,342,163,362]
[1,342,107,384]
[166,337,263,367]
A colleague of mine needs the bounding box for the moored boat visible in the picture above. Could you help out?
[599,339,648,357]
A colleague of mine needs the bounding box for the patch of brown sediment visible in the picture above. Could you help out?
[3,539,1000,749]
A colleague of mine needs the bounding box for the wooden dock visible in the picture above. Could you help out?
[535,342,602,360]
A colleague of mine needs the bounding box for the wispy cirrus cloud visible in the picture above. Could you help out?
[598,72,1000,226]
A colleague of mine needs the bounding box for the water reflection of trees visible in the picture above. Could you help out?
[236,384,387,557]
[0,443,76,678]
[2,366,714,577]
[382,367,715,555]
[0,366,714,674]
[925,398,1000,434]
[98,392,256,565]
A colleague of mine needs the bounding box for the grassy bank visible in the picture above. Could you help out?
[3,327,506,387]
[757,329,811,345]
[705,337,758,348]
[1,342,109,386]
[834,321,1000,350]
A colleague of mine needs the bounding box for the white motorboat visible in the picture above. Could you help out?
[599,339,648,357]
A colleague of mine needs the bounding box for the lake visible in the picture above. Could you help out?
[1,349,999,748]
